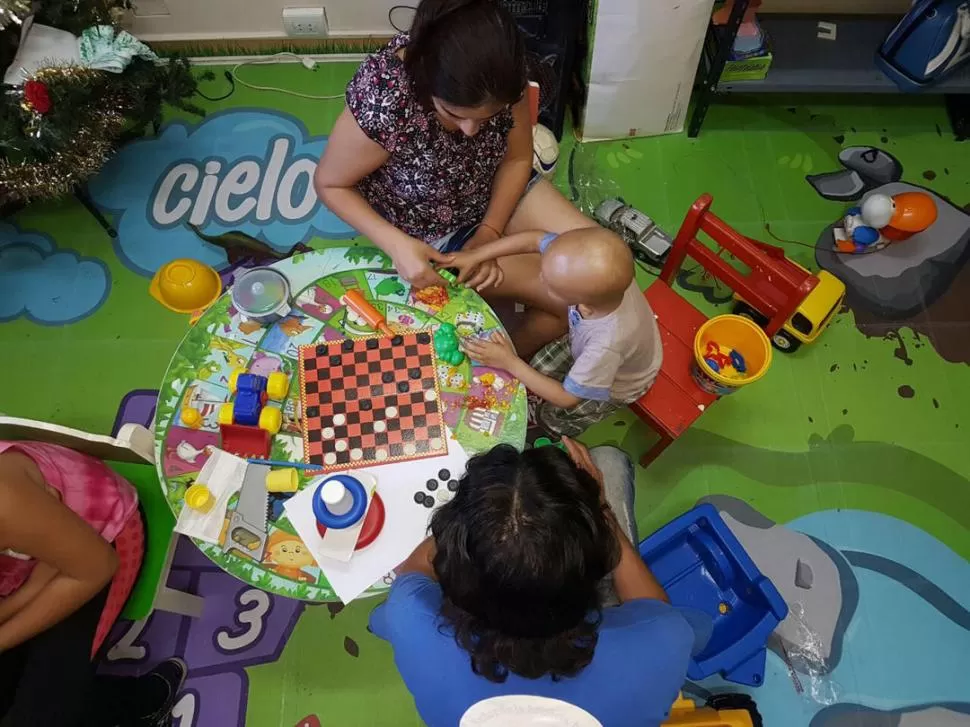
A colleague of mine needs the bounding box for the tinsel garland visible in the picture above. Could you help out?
[1,58,206,208]
[0,117,123,204]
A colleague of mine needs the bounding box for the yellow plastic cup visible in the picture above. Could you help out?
[265,468,299,493]
[150,259,222,314]
[185,483,215,513]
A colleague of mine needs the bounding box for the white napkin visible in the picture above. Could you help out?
[285,436,469,603]
[174,449,248,544]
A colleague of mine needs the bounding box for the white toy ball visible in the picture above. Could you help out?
[861,193,895,229]
[532,123,559,177]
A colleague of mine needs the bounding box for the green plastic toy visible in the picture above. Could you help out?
[434,322,465,366]
[533,436,566,452]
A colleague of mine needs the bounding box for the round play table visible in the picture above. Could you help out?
[153,246,527,601]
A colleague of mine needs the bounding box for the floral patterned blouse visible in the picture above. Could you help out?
[345,34,514,243]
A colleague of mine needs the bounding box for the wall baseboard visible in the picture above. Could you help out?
[151,35,391,58]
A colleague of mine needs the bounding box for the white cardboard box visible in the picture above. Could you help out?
[579,0,715,141]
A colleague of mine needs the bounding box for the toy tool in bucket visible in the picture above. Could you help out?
[692,315,771,396]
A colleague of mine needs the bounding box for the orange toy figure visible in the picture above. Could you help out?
[881,192,938,241]
[341,288,393,335]
[278,316,313,337]
[238,318,263,335]
[264,531,317,583]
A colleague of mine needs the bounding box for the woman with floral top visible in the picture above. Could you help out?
[315,0,595,357]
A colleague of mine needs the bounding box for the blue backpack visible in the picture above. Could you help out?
[877,0,970,90]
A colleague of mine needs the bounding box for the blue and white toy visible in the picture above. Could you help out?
[638,503,788,687]
[836,193,894,253]
[313,475,368,531]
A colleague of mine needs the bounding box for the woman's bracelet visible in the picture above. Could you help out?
[478,221,502,238]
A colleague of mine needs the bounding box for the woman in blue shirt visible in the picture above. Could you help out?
[370,439,705,727]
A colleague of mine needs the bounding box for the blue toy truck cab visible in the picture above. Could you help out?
[232,374,268,426]
[218,368,289,435]
[639,504,788,687]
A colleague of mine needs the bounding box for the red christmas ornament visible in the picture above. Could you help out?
[23,80,52,114]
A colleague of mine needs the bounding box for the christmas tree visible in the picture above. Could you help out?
[1,0,209,211]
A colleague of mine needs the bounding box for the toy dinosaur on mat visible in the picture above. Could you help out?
[188,224,312,264]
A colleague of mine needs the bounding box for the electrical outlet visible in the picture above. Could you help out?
[282,7,328,36]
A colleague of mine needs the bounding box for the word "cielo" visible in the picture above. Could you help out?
[150,137,321,228]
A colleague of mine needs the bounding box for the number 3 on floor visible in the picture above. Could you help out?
[216,588,271,651]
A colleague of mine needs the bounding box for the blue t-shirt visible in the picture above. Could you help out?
[370,573,700,727]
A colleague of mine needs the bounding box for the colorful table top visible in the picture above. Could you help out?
[154,246,527,601]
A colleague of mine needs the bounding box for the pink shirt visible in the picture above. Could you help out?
[0,441,138,597]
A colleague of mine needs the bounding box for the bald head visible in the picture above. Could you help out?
[541,227,634,305]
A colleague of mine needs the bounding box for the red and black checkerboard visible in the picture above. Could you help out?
[298,332,447,470]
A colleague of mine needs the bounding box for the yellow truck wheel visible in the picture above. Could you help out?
[228,368,246,395]
[258,406,283,435]
[266,372,289,401]
[217,403,235,426]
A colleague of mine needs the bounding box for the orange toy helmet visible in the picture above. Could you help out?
[883,192,937,241]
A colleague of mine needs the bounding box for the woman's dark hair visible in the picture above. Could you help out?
[430,444,620,683]
[406,0,527,109]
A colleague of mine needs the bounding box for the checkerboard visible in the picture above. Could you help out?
[298,332,447,470]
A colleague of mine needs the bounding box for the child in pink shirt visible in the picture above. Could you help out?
[0,441,185,726]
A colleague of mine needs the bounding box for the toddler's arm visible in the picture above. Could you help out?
[461,332,582,410]
[446,230,548,285]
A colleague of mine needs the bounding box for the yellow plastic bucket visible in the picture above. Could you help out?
[691,315,772,396]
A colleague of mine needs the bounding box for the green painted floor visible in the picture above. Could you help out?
[2,61,969,726]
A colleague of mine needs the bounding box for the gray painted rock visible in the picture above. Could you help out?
[700,496,845,672]
[812,703,970,727]
[815,182,970,319]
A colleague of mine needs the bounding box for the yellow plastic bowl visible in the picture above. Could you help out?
[150,259,222,313]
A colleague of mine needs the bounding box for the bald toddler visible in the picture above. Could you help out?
[448,227,663,437]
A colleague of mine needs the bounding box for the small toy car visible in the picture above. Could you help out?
[218,369,289,435]
[594,198,672,266]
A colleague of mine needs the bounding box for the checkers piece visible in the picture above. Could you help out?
[299,332,446,470]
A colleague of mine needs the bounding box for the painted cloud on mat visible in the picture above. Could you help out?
[0,223,110,325]
[88,109,357,276]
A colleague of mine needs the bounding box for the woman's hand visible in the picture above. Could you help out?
[561,437,606,500]
[458,226,505,292]
[391,235,450,289]
[461,331,519,371]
